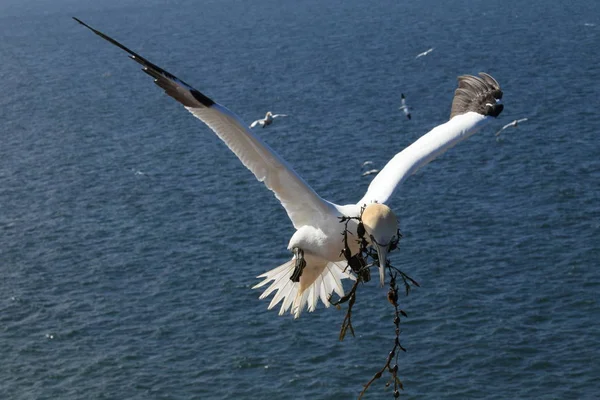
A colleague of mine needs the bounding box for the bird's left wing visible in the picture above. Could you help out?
[74,18,335,228]
[358,73,503,206]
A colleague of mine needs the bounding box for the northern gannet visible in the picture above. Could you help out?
[495,118,528,136]
[249,111,288,128]
[74,18,504,318]
[399,93,412,120]
[416,48,434,58]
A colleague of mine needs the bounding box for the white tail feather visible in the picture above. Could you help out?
[252,258,353,318]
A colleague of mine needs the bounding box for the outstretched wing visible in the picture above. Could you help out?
[74,18,336,228]
[249,119,262,128]
[496,118,527,136]
[358,73,503,206]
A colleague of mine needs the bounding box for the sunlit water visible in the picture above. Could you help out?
[1,0,599,398]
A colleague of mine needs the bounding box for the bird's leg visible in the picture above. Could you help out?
[290,247,306,282]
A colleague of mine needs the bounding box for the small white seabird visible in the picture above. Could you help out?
[250,111,288,128]
[362,169,380,177]
[75,18,504,318]
[495,118,528,136]
[416,48,434,58]
[361,161,379,177]
[399,93,412,120]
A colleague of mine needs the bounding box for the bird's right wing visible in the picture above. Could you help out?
[75,18,336,229]
[249,120,261,128]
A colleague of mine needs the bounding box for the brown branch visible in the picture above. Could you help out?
[335,209,419,399]
[330,277,360,341]
[358,270,406,399]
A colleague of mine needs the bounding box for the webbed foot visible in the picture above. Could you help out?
[290,248,306,282]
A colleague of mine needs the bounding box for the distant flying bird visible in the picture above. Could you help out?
[362,169,380,177]
[495,118,528,136]
[361,161,379,177]
[75,18,504,319]
[128,168,146,176]
[416,48,434,58]
[250,111,288,128]
[399,93,412,120]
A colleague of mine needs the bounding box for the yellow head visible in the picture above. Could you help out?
[361,203,399,286]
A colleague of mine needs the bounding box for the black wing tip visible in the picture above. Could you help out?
[74,17,216,109]
[450,72,504,119]
[73,17,93,31]
[190,89,215,107]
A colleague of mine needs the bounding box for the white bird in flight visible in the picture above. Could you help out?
[361,160,374,167]
[361,161,380,177]
[495,118,528,136]
[75,18,504,318]
[399,93,412,120]
[249,111,288,128]
[362,169,380,177]
[416,48,434,58]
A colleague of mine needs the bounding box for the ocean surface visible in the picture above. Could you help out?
[1,0,599,399]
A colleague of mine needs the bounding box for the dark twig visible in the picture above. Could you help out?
[358,269,406,399]
[329,213,372,340]
[333,209,418,399]
[333,278,359,340]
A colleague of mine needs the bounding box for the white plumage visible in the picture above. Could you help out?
[75,18,504,318]
[362,169,380,177]
[399,93,412,120]
[416,48,434,58]
[495,118,528,136]
[249,111,289,128]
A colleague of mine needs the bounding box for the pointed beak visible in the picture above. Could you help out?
[374,242,388,287]
[361,203,399,287]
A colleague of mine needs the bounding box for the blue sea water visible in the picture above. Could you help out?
[1,0,599,398]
